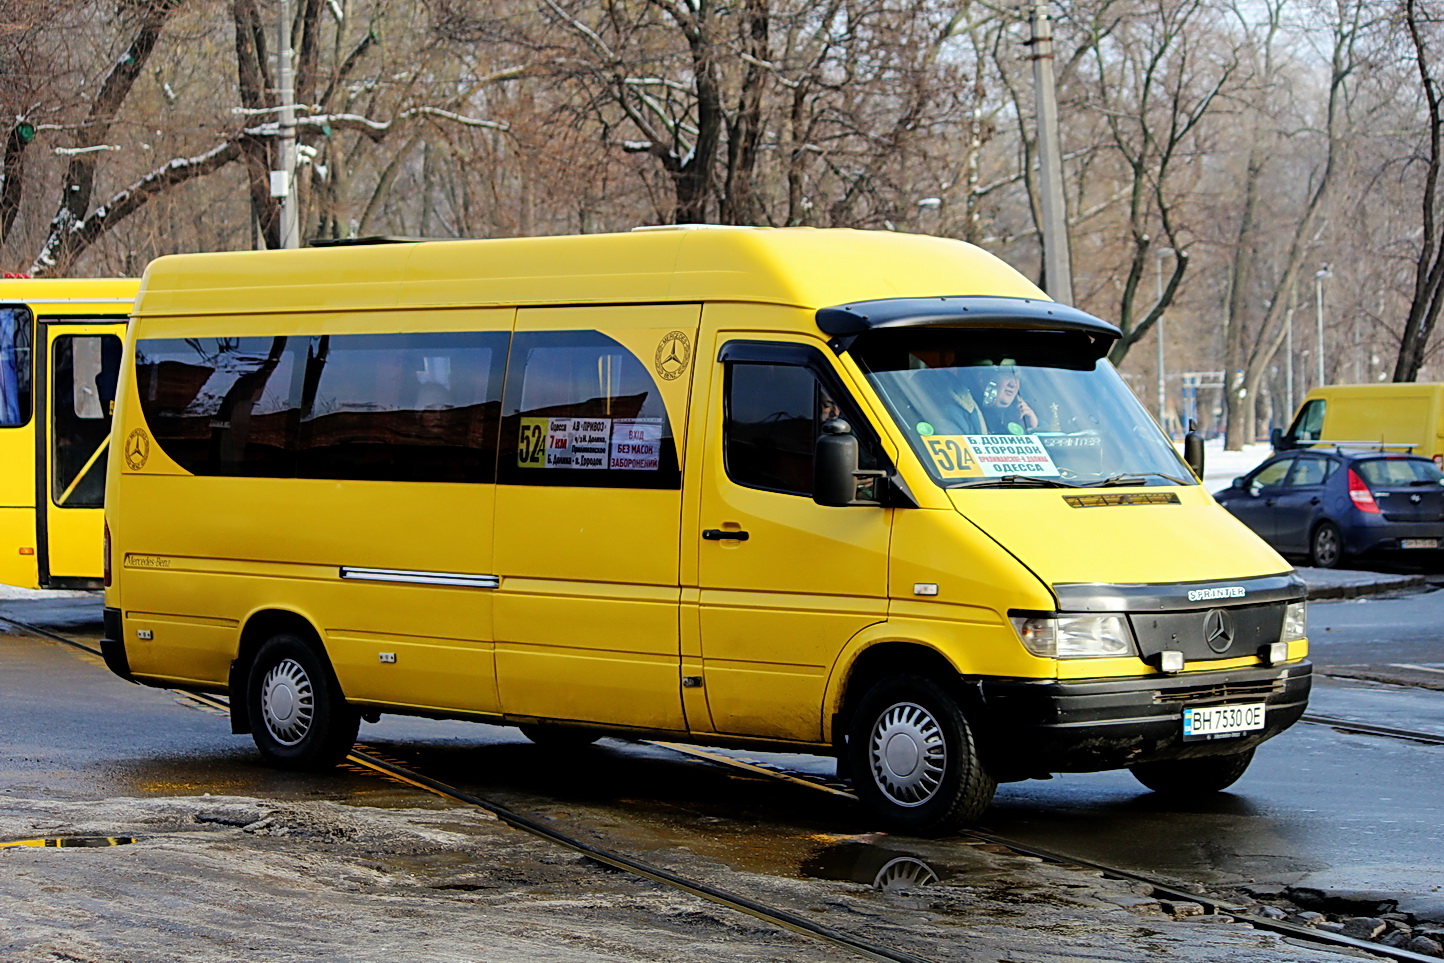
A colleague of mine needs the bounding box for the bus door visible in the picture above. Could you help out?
[492,305,700,732]
[694,339,891,742]
[39,319,125,586]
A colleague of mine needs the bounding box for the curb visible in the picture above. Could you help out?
[1298,571,1429,602]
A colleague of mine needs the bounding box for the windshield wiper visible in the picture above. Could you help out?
[954,475,1079,489]
[1085,472,1191,487]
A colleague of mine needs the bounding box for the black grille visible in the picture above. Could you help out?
[1154,678,1285,704]
[1128,602,1285,662]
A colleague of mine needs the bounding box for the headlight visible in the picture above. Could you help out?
[1010,614,1137,659]
[1281,602,1307,643]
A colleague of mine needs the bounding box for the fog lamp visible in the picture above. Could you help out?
[1157,650,1185,674]
[1261,641,1290,665]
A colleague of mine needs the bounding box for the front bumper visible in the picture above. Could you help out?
[973,660,1311,779]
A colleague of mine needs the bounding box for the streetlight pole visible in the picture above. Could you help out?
[1029,0,1073,305]
[1314,265,1331,387]
[1155,248,1174,433]
[274,0,299,250]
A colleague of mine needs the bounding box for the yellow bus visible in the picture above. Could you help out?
[101,229,1310,834]
[1,278,137,590]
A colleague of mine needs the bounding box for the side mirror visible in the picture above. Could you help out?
[1270,426,1293,451]
[814,419,885,507]
[1231,476,1245,490]
[1183,418,1205,482]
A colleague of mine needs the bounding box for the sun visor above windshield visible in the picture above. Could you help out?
[816,296,1121,351]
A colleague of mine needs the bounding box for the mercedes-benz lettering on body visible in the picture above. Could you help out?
[102,228,1310,835]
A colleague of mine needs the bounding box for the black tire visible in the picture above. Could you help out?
[246,632,359,770]
[1309,521,1343,569]
[846,674,996,836]
[519,724,601,748]
[1130,747,1255,795]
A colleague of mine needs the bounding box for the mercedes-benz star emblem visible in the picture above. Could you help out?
[1202,608,1235,654]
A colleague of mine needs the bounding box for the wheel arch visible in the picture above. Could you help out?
[226,607,328,735]
[825,632,978,749]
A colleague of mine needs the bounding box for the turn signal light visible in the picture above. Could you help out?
[1347,469,1380,513]
[19,547,34,556]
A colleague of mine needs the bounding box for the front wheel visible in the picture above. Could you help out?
[246,632,359,770]
[846,675,996,836]
[1129,747,1255,795]
[1309,521,1343,569]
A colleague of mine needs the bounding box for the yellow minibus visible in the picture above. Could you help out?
[102,229,1310,834]
[1,278,137,590]
[1275,382,1444,467]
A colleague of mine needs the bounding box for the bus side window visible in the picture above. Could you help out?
[0,306,32,427]
[498,330,680,490]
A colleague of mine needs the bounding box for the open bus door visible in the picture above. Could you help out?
[37,318,125,587]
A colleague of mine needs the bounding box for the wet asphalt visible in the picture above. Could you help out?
[2,587,1442,926]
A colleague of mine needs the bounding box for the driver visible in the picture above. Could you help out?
[983,364,1038,435]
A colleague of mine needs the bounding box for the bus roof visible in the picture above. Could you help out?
[0,278,139,317]
[133,228,1047,320]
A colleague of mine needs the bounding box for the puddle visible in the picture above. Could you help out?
[802,841,947,891]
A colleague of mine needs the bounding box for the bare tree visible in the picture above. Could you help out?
[1392,0,1444,380]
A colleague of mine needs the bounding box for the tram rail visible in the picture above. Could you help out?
[3,611,1441,963]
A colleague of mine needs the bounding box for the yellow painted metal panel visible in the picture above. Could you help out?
[946,485,1290,587]
[134,229,1044,321]
[0,508,39,589]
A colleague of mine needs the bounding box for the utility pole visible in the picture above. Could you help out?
[273,0,300,249]
[1314,265,1332,386]
[1029,0,1073,305]
[1154,248,1174,432]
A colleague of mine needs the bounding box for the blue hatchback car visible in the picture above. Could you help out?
[1214,449,1444,568]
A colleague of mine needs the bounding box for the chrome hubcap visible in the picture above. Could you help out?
[260,658,314,746]
[868,701,946,807]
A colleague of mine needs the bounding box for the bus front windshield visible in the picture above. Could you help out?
[850,327,1192,488]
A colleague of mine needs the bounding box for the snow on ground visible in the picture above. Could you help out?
[1199,438,1273,492]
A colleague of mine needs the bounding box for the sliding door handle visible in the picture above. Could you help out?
[702,529,750,541]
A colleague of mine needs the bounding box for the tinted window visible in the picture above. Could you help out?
[1284,456,1336,488]
[1355,457,1444,487]
[724,362,875,496]
[135,332,505,482]
[0,306,32,427]
[135,337,300,477]
[295,333,505,482]
[51,334,123,507]
[498,330,679,489]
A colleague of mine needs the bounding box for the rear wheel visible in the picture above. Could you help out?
[846,674,996,836]
[1309,521,1343,568]
[246,632,359,770]
[1129,747,1255,795]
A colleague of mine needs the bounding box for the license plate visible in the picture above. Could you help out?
[1401,538,1439,549]
[1183,703,1265,741]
